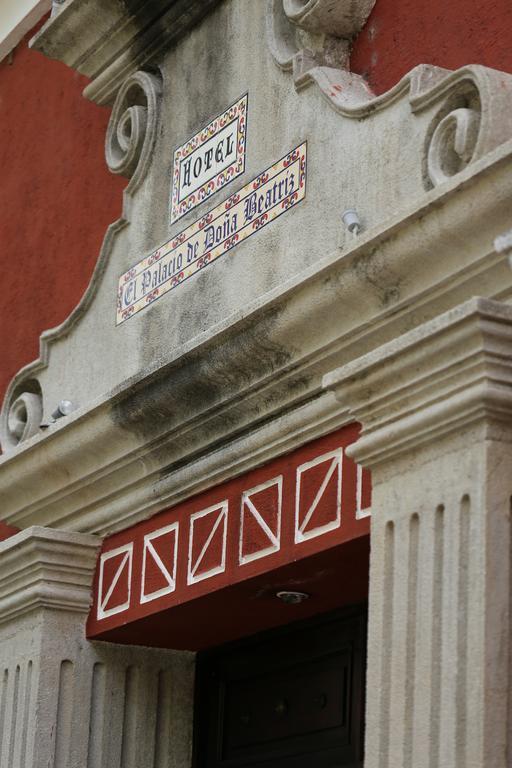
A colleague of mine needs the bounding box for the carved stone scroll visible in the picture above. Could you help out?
[1,386,43,452]
[267,0,376,79]
[283,0,376,37]
[421,67,512,188]
[427,107,481,187]
[106,70,162,189]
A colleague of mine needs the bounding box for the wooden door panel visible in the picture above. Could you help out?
[194,605,366,768]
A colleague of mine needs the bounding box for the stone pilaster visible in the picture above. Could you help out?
[0,527,194,768]
[324,297,512,768]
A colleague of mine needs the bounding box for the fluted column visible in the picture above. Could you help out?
[324,297,512,768]
[0,526,194,768]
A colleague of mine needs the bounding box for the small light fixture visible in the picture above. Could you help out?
[276,590,310,605]
[51,400,75,421]
[342,208,363,236]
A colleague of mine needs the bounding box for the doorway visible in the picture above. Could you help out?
[194,604,367,768]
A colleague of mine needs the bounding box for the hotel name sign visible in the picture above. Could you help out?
[171,94,248,223]
[116,95,307,325]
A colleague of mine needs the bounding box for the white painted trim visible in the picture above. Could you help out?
[140,523,179,604]
[97,543,133,620]
[187,502,228,585]
[356,463,371,519]
[0,0,51,63]
[295,448,343,543]
[239,476,283,566]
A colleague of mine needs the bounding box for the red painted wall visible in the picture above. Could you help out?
[351,0,512,94]
[0,21,125,538]
[0,22,125,409]
[88,425,371,650]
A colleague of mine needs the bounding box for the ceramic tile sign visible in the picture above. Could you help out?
[171,94,248,223]
[117,143,307,325]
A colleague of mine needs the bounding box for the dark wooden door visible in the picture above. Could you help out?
[194,605,366,768]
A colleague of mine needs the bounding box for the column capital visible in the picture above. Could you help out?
[324,297,512,467]
[0,526,100,624]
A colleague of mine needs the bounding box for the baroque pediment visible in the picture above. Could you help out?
[2,1,512,534]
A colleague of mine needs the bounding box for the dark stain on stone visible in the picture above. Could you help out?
[354,242,403,308]
[120,0,225,89]
[155,382,319,482]
[111,305,310,450]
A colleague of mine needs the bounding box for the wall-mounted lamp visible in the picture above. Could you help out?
[342,208,363,236]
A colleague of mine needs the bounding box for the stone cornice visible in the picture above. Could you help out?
[30,0,224,105]
[0,527,100,624]
[324,298,512,468]
[0,140,511,536]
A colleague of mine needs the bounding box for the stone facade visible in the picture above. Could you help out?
[1,1,512,766]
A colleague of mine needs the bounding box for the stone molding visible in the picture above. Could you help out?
[283,0,376,36]
[33,0,377,102]
[0,526,100,623]
[324,297,512,468]
[2,390,43,453]
[30,0,224,105]
[2,4,512,538]
[287,64,512,189]
[2,61,512,454]
[1,133,512,536]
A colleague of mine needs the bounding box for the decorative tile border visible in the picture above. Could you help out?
[171,94,248,223]
[116,143,307,325]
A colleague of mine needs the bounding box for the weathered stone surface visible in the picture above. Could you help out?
[31,0,225,105]
[324,297,512,768]
[5,2,510,438]
[0,527,195,768]
[2,3,512,541]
